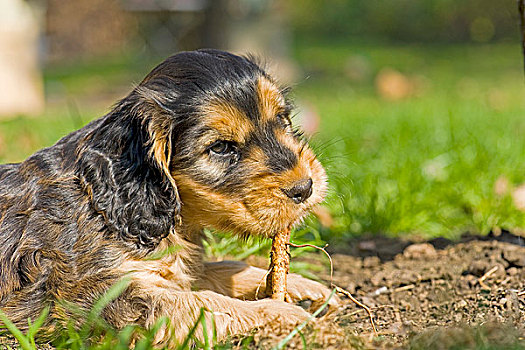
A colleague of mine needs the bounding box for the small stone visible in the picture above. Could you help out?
[504,250,525,267]
[297,299,313,310]
[467,260,491,277]
[363,256,381,268]
[403,243,437,259]
[358,240,377,251]
[456,300,468,308]
[370,286,388,296]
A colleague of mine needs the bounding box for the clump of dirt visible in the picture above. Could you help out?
[246,231,525,349]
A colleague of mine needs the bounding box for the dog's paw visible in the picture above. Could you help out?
[286,273,341,312]
[253,298,310,325]
[216,299,309,339]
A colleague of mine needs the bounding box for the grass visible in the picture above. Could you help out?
[292,39,525,239]
[0,282,211,350]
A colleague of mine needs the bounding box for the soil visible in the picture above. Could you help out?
[242,230,525,349]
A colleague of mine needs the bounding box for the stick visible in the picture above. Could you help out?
[333,286,378,336]
[255,266,272,300]
[266,233,379,335]
[266,228,292,302]
[478,265,498,289]
[287,242,333,286]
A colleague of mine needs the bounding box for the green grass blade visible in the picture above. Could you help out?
[115,325,136,350]
[134,317,168,350]
[178,309,206,350]
[27,307,50,348]
[209,309,217,346]
[82,277,130,328]
[298,330,308,350]
[234,241,269,260]
[77,277,130,343]
[0,309,33,350]
[144,245,181,261]
[133,337,150,350]
[271,288,336,350]
[199,308,212,350]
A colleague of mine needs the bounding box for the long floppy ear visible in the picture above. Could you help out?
[75,88,181,251]
[141,88,181,207]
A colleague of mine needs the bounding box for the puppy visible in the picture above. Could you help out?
[0,49,336,344]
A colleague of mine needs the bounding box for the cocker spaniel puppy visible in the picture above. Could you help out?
[0,49,336,344]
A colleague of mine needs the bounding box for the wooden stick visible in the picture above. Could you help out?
[266,228,292,302]
[287,242,333,286]
[478,265,498,290]
[255,266,272,300]
[333,286,378,336]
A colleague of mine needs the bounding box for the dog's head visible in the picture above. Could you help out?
[77,49,326,249]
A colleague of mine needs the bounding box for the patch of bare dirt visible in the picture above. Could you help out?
[245,231,525,349]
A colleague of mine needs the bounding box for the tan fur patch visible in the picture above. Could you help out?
[173,173,259,231]
[119,233,201,291]
[148,119,175,185]
[203,102,254,144]
[256,78,286,122]
[274,129,302,154]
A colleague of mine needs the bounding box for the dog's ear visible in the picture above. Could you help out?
[75,88,181,251]
[140,88,180,199]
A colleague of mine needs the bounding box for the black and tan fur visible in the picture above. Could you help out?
[0,50,336,343]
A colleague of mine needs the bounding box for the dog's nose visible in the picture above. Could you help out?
[282,178,313,204]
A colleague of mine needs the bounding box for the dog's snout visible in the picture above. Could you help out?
[282,178,313,204]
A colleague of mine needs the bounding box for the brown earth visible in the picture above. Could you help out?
[241,230,525,349]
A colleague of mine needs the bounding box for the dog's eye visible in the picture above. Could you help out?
[209,140,236,156]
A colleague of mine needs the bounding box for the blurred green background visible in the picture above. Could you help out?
[1,0,524,244]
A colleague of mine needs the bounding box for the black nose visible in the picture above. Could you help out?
[282,178,313,204]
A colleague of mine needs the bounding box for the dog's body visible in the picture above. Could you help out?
[0,50,335,343]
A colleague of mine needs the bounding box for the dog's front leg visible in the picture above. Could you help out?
[195,261,265,299]
[196,261,340,309]
[115,283,310,345]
